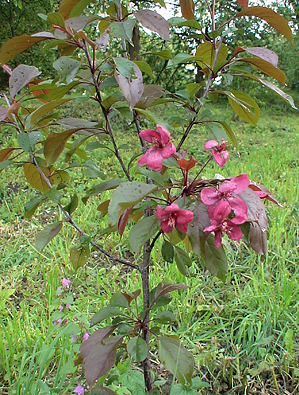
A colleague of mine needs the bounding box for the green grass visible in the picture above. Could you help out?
[0,101,299,394]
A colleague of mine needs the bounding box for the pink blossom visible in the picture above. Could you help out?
[204,140,229,168]
[70,333,77,342]
[53,318,62,326]
[66,303,71,309]
[58,305,63,312]
[201,174,250,221]
[74,386,84,395]
[156,203,194,234]
[138,125,176,171]
[204,219,244,248]
[62,278,71,288]
[83,331,90,341]
[63,318,68,325]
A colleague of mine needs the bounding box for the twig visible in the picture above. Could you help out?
[176,36,224,151]
[82,40,132,181]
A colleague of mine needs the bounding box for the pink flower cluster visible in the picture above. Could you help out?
[156,203,194,234]
[201,174,250,248]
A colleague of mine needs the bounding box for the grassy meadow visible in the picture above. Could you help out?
[0,99,299,395]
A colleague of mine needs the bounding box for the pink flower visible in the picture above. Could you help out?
[156,203,194,234]
[70,333,77,342]
[53,318,62,326]
[58,305,63,312]
[138,125,176,171]
[74,386,85,395]
[201,174,250,221]
[204,140,229,168]
[204,219,244,248]
[66,303,71,309]
[62,278,71,288]
[83,331,90,341]
[63,318,68,325]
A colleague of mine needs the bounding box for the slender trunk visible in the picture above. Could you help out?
[142,239,152,392]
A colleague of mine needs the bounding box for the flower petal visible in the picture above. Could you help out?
[156,205,168,221]
[139,129,161,144]
[212,150,229,168]
[161,142,176,158]
[208,200,231,223]
[227,195,248,218]
[204,140,218,150]
[157,125,170,145]
[138,151,149,166]
[231,174,250,194]
[160,219,174,233]
[201,188,220,205]
[164,203,180,214]
[145,147,164,170]
[214,229,223,248]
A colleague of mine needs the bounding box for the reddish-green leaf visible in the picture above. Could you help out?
[219,90,260,126]
[35,222,63,252]
[135,10,170,41]
[59,0,81,18]
[24,197,44,219]
[154,282,187,303]
[114,63,144,110]
[173,246,192,276]
[179,0,195,20]
[203,235,227,282]
[234,47,278,67]
[129,215,160,253]
[237,6,292,43]
[159,336,194,386]
[127,337,148,362]
[77,327,115,364]
[91,307,124,326]
[9,65,41,99]
[30,99,71,127]
[196,42,228,69]
[236,57,286,84]
[0,148,18,162]
[0,34,55,64]
[70,245,90,270]
[108,181,157,226]
[84,336,123,386]
[0,106,7,121]
[187,201,210,256]
[118,206,134,237]
[239,187,268,232]
[44,129,78,165]
[238,73,297,109]
[248,222,267,255]
[24,163,50,193]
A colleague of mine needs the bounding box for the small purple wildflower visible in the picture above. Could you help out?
[58,304,63,312]
[66,303,71,309]
[53,318,62,326]
[73,385,84,395]
[83,331,90,341]
[62,278,71,288]
[70,333,77,342]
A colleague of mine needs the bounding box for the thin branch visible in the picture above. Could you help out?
[176,36,224,151]
[82,40,132,181]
